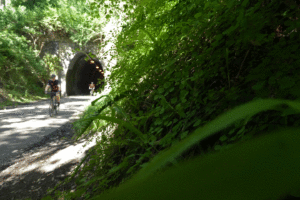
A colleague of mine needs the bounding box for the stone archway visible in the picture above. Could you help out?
[40,40,107,97]
[66,52,105,96]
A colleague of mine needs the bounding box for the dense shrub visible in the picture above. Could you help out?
[46,0,300,199]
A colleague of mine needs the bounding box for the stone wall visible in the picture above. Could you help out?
[40,40,103,97]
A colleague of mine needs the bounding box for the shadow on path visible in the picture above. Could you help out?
[0,120,101,200]
[0,95,99,170]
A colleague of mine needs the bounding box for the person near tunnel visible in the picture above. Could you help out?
[45,74,60,108]
[89,82,95,96]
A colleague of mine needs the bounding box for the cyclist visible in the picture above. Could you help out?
[44,74,60,108]
[89,82,95,96]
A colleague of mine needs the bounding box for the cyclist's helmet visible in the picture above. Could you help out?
[51,74,56,78]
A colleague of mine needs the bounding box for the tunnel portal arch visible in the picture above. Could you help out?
[66,52,105,96]
[40,40,107,97]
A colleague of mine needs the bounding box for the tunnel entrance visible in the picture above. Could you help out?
[66,54,104,96]
[77,58,104,95]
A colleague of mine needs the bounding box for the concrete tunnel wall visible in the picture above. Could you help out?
[66,52,105,96]
[40,40,106,97]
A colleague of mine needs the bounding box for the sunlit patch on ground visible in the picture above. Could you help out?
[0,130,102,199]
[40,133,101,173]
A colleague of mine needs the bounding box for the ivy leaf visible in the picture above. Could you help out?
[80,178,87,183]
[214,144,222,151]
[252,81,265,90]
[165,121,172,126]
[158,87,164,94]
[160,107,165,114]
[193,119,202,127]
[194,12,202,19]
[241,0,249,7]
[180,90,189,99]
[215,34,223,42]
[268,77,276,85]
[237,126,245,135]
[164,82,171,89]
[149,135,157,145]
[281,107,299,117]
[171,98,177,104]
[219,135,228,142]
[204,2,211,10]
[278,77,295,89]
[228,129,235,135]
[223,24,239,35]
[175,104,186,117]
[181,131,188,140]
[108,159,129,175]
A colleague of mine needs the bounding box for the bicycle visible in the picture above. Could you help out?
[90,88,95,96]
[46,91,60,117]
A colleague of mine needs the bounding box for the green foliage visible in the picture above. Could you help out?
[40,0,106,46]
[50,0,300,198]
[2,0,299,199]
[118,99,300,183]
[94,127,300,200]
[0,0,105,104]
[0,19,45,95]
[42,53,63,82]
[11,0,59,10]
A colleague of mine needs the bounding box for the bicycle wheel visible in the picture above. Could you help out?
[49,98,54,117]
[54,97,58,116]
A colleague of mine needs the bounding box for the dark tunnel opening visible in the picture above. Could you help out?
[77,58,104,95]
[66,54,105,96]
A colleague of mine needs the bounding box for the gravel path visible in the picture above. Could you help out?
[0,95,100,168]
[0,94,104,199]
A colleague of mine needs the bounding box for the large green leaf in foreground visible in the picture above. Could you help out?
[89,99,300,199]
[130,99,300,182]
[93,127,300,200]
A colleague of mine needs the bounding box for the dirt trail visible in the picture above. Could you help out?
[0,95,103,199]
[0,119,102,200]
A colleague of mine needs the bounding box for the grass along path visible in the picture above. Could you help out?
[0,87,49,110]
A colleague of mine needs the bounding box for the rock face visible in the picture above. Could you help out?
[39,41,60,58]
